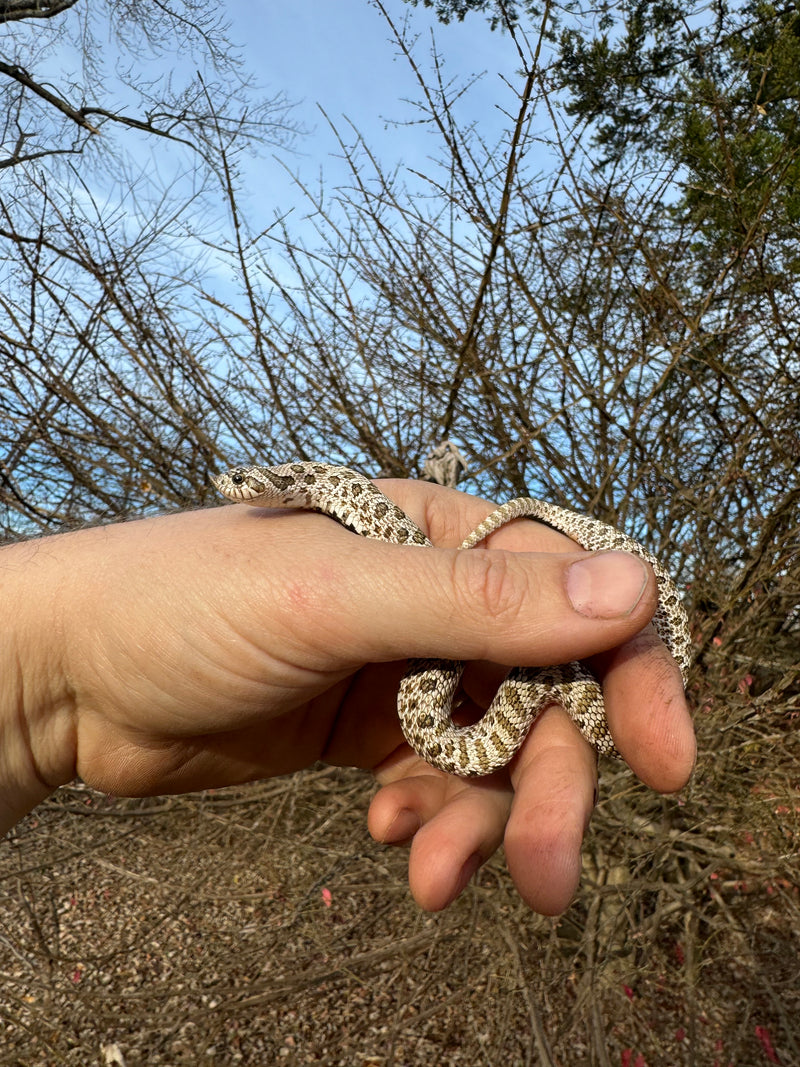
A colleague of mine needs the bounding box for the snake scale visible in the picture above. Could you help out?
[213,462,691,777]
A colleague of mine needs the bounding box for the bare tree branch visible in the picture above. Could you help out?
[0,59,100,134]
[0,0,78,23]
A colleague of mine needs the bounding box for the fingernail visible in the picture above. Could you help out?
[381,807,421,843]
[566,551,649,618]
[451,852,482,902]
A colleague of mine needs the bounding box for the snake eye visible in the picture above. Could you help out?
[231,472,244,485]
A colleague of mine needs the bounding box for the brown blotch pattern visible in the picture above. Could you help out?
[214,461,691,777]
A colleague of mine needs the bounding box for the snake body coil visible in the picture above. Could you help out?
[213,462,691,777]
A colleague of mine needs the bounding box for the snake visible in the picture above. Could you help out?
[212,462,691,777]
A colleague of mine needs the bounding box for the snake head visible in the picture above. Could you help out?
[212,464,306,507]
[212,466,272,503]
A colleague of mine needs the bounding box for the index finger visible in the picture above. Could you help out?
[379,476,694,778]
[588,629,695,791]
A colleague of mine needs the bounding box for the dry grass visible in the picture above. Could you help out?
[1,668,799,1067]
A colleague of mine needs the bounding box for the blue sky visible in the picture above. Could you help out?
[7,1,541,298]
[225,0,523,225]
[8,0,534,254]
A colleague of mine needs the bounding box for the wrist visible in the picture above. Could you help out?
[0,537,76,835]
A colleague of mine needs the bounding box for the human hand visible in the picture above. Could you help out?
[0,478,694,914]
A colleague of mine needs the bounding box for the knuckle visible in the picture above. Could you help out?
[452,548,528,629]
[626,627,685,689]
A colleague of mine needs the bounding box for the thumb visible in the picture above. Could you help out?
[336,539,657,669]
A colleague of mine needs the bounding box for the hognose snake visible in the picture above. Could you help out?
[213,462,691,777]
